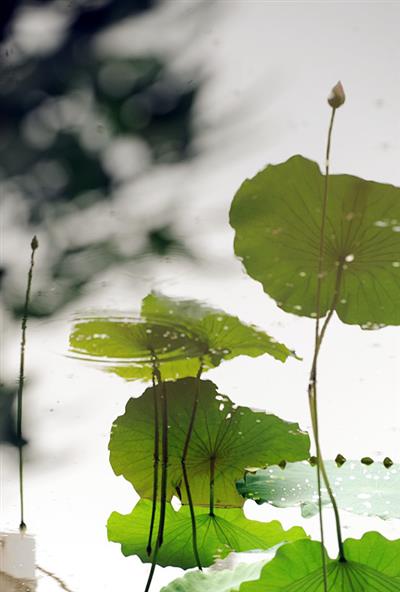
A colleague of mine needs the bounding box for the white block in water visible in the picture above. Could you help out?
[0,531,36,579]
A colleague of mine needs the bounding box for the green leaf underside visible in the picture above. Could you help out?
[160,558,269,592]
[109,378,310,506]
[236,460,400,520]
[239,532,400,591]
[230,155,400,327]
[69,293,296,381]
[107,499,306,569]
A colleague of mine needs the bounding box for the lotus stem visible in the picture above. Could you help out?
[181,363,203,570]
[17,235,38,532]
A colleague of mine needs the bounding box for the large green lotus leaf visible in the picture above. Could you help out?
[239,532,400,591]
[230,155,400,327]
[141,291,298,364]
[69,315,206,381]
[107,499,306,569]
[236,460,400,520]
[160,558,269,592]
[109,378,310,506]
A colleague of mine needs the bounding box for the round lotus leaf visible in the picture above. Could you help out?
[230,155,400,328]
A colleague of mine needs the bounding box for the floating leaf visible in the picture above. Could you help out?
[142,291,298,364]
[160,557,269,592]
[108,499,306,569]
[239,532,400,591]
[230,155,400,327]
[236,460,400,520]
[109,378,310,506]
[69,292,297,381]
[69,314,205,381]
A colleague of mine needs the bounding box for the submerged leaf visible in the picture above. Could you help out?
[109,378,310,506]
[236,460,400,520]
[239,532,400,591]
[107,499,306,569]
[230,155,400,327]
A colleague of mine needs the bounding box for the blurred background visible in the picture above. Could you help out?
[1,1,399,590]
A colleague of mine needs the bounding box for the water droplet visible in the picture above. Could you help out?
[393,226,400,232]
[345,254,355,263]
[392,262,400,268]
[299,271,307,277]
[374,220,389,227]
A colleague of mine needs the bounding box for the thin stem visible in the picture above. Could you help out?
[314,108,336,342]
[209,454,216,517]
[17,236,38,532]
[309,265,345,562]
[181,363,203,570]
[144,378,168,592]
[309,104,346,570]
[158,380,168,548]
[308,383,328,588]
[146,371,160,556]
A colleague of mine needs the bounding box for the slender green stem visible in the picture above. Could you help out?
[158,380,168,548]
[146,371,160,556]
[309,109,336,591]
[17,236,38,532]
[209,454,216,517]
[310,265,345,562]
[310,104,346,570]
[314,108,336,343]
[307,383,328,588]
[181,363,203,570]
[144,378,168,592]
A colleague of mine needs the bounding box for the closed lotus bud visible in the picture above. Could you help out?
[328,81,345,108]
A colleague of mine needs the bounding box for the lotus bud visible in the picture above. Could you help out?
[328,81,345,108]
[31,235,39,250]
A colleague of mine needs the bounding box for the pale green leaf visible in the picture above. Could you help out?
[236,460,400,520]
[160,558,269,592]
